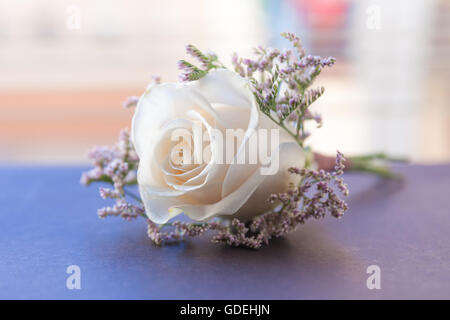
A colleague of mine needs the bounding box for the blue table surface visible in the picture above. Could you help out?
[0,164,449,299]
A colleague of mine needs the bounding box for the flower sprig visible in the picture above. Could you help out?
[80,129,144,220]
[235,32,335,157]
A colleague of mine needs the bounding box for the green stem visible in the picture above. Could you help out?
[266,113,303,147]
[351,152,408,163]
[264,112,316,170]
[295,110,302,138]
[265,110,400,179]
[350,158,402,180]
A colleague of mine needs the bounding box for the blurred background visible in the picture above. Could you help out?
[0,0,448,164]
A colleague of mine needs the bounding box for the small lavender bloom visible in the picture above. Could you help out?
[334,151,346,175]
[122,96,139,109]
[80,167,103,186]
[205,50,218,61]
[321,57,336,67]
[185,44,196,56]
[287,112,298,122]
[178,72,190,82]
[281,32,303,54]
[279,49,292,63]
[98,205,121,218]
[280,66,294,75]
[99,187,119,199]
[177,60,193,71]
[258,59,269,71]
[151,74,161,84]
[289,95,300,106]
[276,103,289,114]
[80,173,90,185]
[185,44,210,69]
[185,44,206,61]
[231,53,245,77]
[267,47,280,59]
[313,113,323,128]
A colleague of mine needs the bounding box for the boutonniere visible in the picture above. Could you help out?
[81,32,397,249]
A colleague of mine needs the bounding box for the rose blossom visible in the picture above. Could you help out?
[132,69,304,224]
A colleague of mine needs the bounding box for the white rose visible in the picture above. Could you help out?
[132,69,304,224]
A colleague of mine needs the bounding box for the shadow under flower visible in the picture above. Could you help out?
[89,217,362,299]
